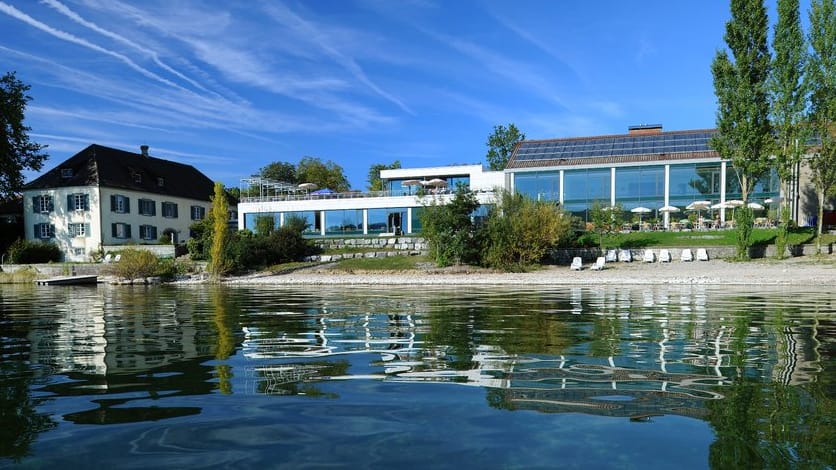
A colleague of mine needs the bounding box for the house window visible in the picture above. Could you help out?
[162,202,178,218]
[133,172,142,183]
[68,193,90,211]
[139,224,158,240]
[69,223,90,237]
[112,222,131,239]
[191,205,206,220]
[35,223,55,239]
[157,177,165,187]
[61,168,73,178]
[73,248,85,256]
[139,198,156,216]
[33,195,53,213]
[111,194,130,214]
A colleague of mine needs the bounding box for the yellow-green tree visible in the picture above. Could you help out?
[209,182,229,280]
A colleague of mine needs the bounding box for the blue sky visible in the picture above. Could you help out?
[0,0,797,190]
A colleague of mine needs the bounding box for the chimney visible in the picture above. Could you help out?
[140,145,149,157]
[628,124,663,135]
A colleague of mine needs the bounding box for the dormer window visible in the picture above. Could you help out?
[61,168,73,178]
[133,172,142,183]
[157,177,165,187]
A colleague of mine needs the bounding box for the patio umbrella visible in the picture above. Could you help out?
[298,182,317,191]
[427,178,448,187]
[630,206,651,224]
[686,200,711,223]
[659,205,680,214]
[747,202,764,210]
[402,179,421,194]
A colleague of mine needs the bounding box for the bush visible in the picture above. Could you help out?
[5,239,62,263]
[225,224,315,272]
[481,192,572,270]
[419,186,480,266]
[109,249,160,280]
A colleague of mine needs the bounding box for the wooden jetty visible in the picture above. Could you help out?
[35,275,99,286]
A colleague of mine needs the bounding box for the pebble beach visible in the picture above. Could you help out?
[223,254,836,287]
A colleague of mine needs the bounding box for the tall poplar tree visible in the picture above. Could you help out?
[209,182,230,280]
[710,0,773,259]
[768,0,807,257]
[805,0,836,254]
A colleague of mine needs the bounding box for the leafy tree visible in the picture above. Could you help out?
[710,0,773,259]
[367,160,401,191]
[1,72,48,199]
[482,191,571,270]
[486,123,525,171]
[588,201,623,250]
[209,182,230,279]
[805,0,836,254]
[296,156,350,192]
[259,161,297,183]
[419,185,480,266]
[769,0,807,258]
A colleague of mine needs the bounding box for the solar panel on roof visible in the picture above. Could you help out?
[512,131,716,162]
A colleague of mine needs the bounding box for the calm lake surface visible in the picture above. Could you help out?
[1,283,834,469]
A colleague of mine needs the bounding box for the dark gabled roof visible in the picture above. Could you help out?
[506,128,720,170]
[23,144,215,201]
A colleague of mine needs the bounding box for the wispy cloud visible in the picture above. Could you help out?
[0,1,185,89]
[259,1,413,114]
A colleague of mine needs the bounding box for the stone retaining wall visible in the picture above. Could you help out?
[308,236,429,261]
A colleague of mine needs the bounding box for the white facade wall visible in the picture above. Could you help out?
[23,185,211,261]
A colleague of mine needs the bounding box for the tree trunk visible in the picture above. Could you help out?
[817,190,825,255]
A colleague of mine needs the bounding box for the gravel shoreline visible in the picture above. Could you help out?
[220,255,836,287]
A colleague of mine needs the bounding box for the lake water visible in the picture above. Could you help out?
[0,283,833,469]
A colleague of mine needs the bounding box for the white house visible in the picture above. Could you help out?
[23,144,228,261]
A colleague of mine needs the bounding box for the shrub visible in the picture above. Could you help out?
[5,239,62,263]
[482,192,572,270]
[734,206,754,260]
[109,249,160,280]
[419,186,480,266]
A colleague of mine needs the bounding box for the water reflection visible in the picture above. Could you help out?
[0,283,833,467]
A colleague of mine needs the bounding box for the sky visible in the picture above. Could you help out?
[0,0,800,191]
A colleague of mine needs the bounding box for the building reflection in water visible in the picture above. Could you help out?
[241,285,827,421]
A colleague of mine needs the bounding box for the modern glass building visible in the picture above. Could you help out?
[237,164,502,236]
[506,125,781,227]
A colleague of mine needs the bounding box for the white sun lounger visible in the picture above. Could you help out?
[591,256,606,270]
[696,248,709,261]
[570,257,583,271]
[681,248,693,262]
[605,249,618,263]
[643,249,655,263]
[658,249,672,263]
[618,249,632,262]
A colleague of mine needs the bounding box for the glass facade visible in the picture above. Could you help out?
[368,208,407,234]
[615,165,664,210]
[563,168,611,214]
[668,163,722,208]
[515,170,560,202]
[325,209,364,236]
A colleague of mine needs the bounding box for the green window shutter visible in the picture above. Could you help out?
[125,224,131,238]
[32,196,38,212]
[85,223,91,237]
[83,194,90,211]
[48,198,54,212]
[49,224,55,237]
[110,195,117,212]
[173,204,178,218]
[125,197,130,214]
[151,226,157,239]
[111,223,117,238]
[67,194,74,210]
[33,224,39,238]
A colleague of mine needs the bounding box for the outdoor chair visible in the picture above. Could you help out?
[113,254,122,262]
[696,248,709,261]
[570,257,583,271]
[618,249,632,262]
[681,248,693,262]
[591,257,606,270]
[643,249,655,263]
[658,249,672,263]
[102,254,113,263]
[605,249,618,263]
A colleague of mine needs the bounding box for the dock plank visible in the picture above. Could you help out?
[35,275,99,286]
